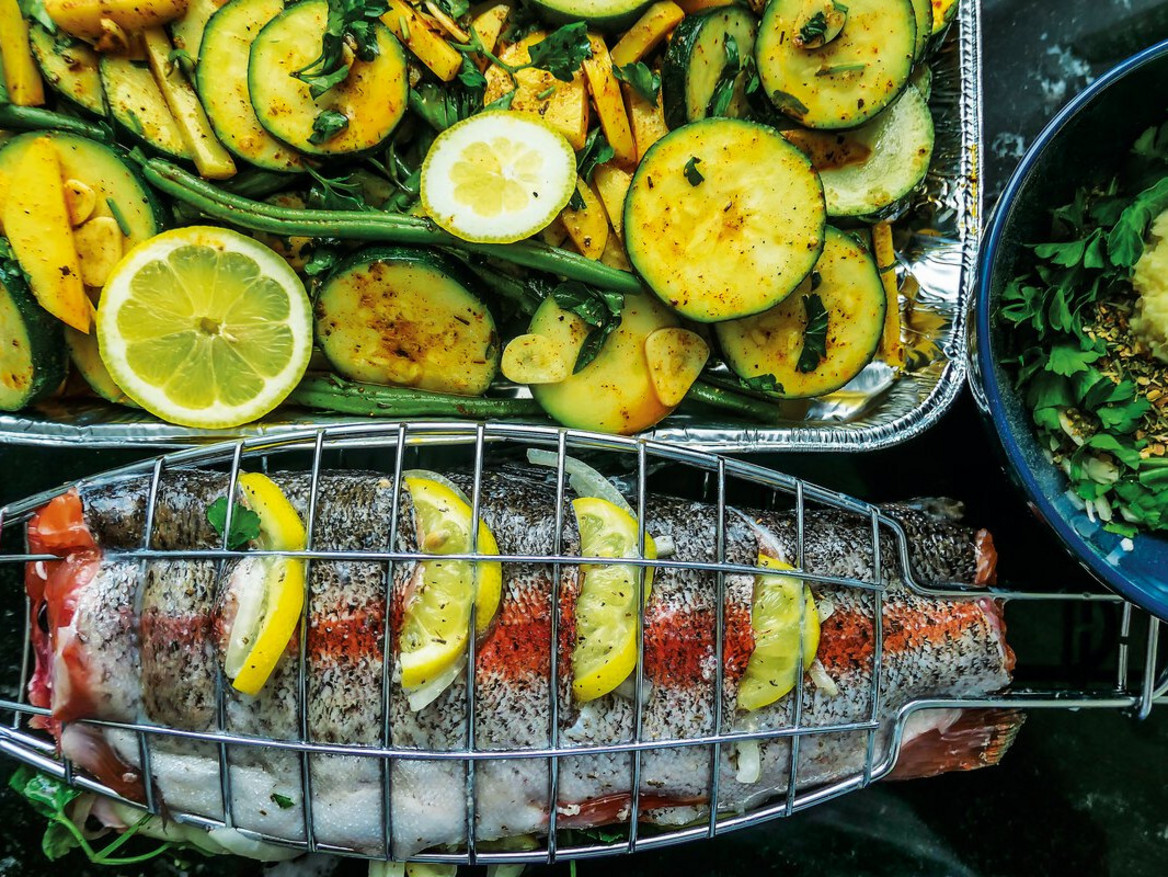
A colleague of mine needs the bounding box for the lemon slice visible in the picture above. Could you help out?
[224,473,307,696]
[736,555,820,712]
[398,475,503,691]
[420,111,577,244]
[571,496,657,703]
[96,226,313,429]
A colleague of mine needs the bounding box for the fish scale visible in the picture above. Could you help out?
[26,467,1012,858]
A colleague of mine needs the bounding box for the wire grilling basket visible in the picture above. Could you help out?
[0,422,1164,866]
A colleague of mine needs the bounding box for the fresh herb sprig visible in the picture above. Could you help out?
[451,21,593,85]
[551,281,624,372]
[797,292,829,373]
[1001,118,1168,535]
[294,0,389,98]
[206,496,263,549]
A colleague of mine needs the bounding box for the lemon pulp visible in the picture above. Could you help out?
[398,475,502,691]
[225,473,307,696]
[571,497,657,703]
[96,226,312,428]
[736,555,820,712]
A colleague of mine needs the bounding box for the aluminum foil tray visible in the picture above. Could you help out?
[0,0,982,450]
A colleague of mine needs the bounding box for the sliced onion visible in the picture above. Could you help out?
[809,660,839,697]
[527,449,635,516]
[734,740,761,784]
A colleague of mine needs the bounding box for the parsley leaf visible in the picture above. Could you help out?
[271,792,296,809]
[1107,175,1168,267]
[614,61,660,106]
[1047,343,1103,377]
[771,89,810,117]
[707,34,741,118]
[796,293,829,373]
[17,0,56,31]
[684,156,704,185]
[524,22,593,82]
[308,109,350,145]
[294,0,389,98]
[206,497,263,550]
[551,281,624,372]
[577,126,614,183]
[739,373,785,395]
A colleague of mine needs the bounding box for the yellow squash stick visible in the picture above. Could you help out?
[0,0,46,106]
[583,34,638,168]
[2,138,90,332]
[592,162,633,239]
[142,27,237,179]
[872,222,905,369]
[560,178,609,260]
[611,1,685,67]
[383,0,462,82]
[624,83,669,161]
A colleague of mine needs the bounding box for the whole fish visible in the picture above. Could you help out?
[23,468,1016,859]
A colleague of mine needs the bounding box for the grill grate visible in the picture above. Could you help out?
[0,421,1163,865]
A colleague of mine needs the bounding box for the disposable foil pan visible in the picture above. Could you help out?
[0,0,982,451]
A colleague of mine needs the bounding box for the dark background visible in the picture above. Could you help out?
[4,0,1168,874]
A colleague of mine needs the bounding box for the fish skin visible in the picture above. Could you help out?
[26,468,1012,858]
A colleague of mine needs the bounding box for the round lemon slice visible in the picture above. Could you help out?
[96,226,313,429]
[420,111,577,244]
[398,475,503,691]
[571,496,658,703]
[224,473,308,696]
[736,555,820,712]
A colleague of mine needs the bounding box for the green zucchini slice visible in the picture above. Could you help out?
[784,84,934,218]
[171,0,232,62]
[0,132,167,247]
[198,0,304,172]
[99,55,192,160]
[661,6,758,129]
[65,325,136,406]
[27,23,105,116]
[624,118,825,323]
[716,227,886,399]
[529,292,678,435]
[909,0,931,60]
[250,0,408,157]
[315,247,499,396]
[526,0,652,30]
[0,266,66,412]
[755,0,917,130]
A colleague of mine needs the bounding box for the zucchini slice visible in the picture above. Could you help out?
[783,84,934,218]
[99,55,192,160]
[250,0,408,157]
[27,23,105,116]
[755,0,917,130]
[0,132,167,247]
[65,324,136,406]
[315,247,499,396]
[170,0,232,62]
[661,5,758,129]
[529,291,678,435]
[624,118,825,323]
[909,0,931,60]
[526,0,652,30]
[716,227,886,399]
[198,0,304,172]
[0,266,66,412]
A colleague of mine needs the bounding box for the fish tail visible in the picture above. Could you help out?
[888,708,1025,781]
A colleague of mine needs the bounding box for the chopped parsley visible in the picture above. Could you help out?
[550,281,624,372]
[796,293,829,373]
[206,497,262,549]
[308,109,350,145]
[684,156,704,186]
[614,61,661,107]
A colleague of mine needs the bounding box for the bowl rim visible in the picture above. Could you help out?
[976,36,1168,618]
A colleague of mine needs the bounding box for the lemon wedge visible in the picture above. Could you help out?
[96,226,313,429]
[420,111,577,244]
[225,473,307,696]
[398,475,503,692]
[736,555,820,712]
[571,496,657,703]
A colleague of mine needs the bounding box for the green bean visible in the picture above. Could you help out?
[684,381,783,423]
[289,375,545,419]
[0,103,111,141]
[219,168,300,200]
[142,159,644,294]
[461,260,543,315]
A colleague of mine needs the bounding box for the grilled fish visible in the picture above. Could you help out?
[23,468,1017,858]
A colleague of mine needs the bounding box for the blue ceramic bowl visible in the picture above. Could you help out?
[974,39,1168,619]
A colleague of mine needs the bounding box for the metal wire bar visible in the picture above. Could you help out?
[0,421,1163,867]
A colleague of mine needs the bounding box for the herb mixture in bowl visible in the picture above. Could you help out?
[1001,119,1168,536]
